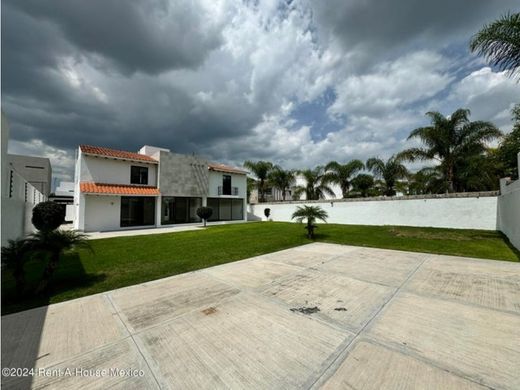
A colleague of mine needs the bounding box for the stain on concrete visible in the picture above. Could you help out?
[202,307,217,315]
[290,306,320,314]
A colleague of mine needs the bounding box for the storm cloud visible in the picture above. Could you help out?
[2,0,519,181]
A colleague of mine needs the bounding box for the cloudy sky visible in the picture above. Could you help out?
[3,0,520,183]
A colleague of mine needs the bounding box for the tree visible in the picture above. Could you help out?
[268,166,296,201]
[32,201,65,232]
[470,12,520,80]
[294,166,335,200]
[399,109,502,192]
[196,207,213,227]
[31,230,90,293]
[243,160,273,202]
[351,174,374,197]
[324,160,365,198]
[366,156,408,196]
[497,104,520,179]
[291,205,328,239]
[1,238,33,296]
[407,167,446,195]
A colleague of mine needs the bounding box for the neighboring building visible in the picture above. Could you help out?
[49,181,75,204]
[74,145,248,232]
[7,154,52,196]
[1,113,47,245]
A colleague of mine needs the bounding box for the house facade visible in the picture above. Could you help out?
[73,145,247,232]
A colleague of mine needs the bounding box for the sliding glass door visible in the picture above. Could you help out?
[161,196,202,224]
[120,197,155,227]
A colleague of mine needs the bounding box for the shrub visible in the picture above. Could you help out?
[32,202,65,232]
[196,207,213,227]
[264,208,271,219]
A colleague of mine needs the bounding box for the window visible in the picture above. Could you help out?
[121,197,155,227]
[161,197,202,224]
[131,166,148,185]
[222,175,231,195]
[207,197,244,221]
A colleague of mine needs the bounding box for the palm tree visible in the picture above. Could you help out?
[243,160,273,202]
[351,174,375,197]
[31,230,90,293]
[408,167,446,195]
[294,166,335,200]
[268,166,296,201]
[470,12,520,80]
[1,238,33,296]
[366,156,408,196]
[398,109,502,192]
[324,160,365,198]
[291,205,328,239]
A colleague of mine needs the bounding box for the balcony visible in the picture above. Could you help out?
[218,186,239,196]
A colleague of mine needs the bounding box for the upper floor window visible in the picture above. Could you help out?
[222,174,231,195]
[131,166,148,185]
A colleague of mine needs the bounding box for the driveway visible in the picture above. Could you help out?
[2,243,520,389]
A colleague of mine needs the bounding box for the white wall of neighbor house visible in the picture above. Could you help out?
[80,154,157,186]
[497,152,520,250]
[248,193,499,231]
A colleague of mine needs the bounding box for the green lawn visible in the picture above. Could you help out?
[2,222,518,315]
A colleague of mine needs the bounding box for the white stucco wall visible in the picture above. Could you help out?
[84,195,122,232]
[249,194,499,230]
[80,154,157,186]
[497,154,520,250]
[208,171,247,199]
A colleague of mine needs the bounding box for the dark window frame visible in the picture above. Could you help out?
[222,174,232,195]
[120,196,155,227]
[130,166,149,185]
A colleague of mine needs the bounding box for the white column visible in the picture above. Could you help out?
[155,195,162,227]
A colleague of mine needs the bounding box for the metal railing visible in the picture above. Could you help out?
[218,186,239,196]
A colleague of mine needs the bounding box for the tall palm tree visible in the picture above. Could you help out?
[398,109,502,192]
[366,156,408,196]
[243,160,273,202]
[291,205,328,239]
[294,166,335,200]
[324,160,365,198]
[351,173,375,197]
[470,12,520,80]
[268,166,296,201]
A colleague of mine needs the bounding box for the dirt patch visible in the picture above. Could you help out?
[201,307,217,315]
[290,306,320,315]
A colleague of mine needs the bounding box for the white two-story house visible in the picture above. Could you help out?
[74,145,247,232]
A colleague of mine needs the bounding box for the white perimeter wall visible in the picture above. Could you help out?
[248,195,499,231]
[497,154,520,250]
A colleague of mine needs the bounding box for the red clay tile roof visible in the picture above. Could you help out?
[208,162,248,175]
[80,145,158,163]
[80,182,160,196]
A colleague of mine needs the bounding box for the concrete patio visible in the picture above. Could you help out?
[2,243,520,389]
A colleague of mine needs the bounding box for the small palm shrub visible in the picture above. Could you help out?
[196,207,213,227]
[291,205,328,239]
[264,208,271,220]
[1,238,34,296]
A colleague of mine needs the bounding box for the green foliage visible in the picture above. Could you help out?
[196,207,213,227]
[470,12,520,80]
[351,174,375,197]
[366,156,408,196]
[268,166,296,201]
[1,238,34,296]
[294,166,335,200]
[291,205,328,239]
[32,202,65,232]
[398,109,502,193]
[496,104,520,179]
[264,208,271,219]
[324,160,365,198]
[243,160,274,202]
[30,230,90,293]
